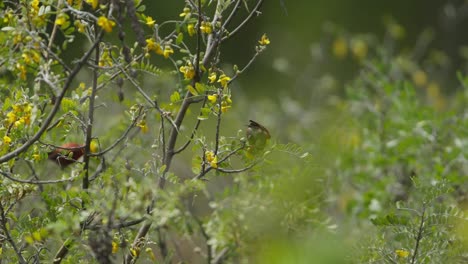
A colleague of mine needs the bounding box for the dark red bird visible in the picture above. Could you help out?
[48,143,85,168]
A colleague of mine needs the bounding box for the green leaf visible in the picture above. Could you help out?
[170,91,181,103]
[187,85,198,96]
[176,32,184,45]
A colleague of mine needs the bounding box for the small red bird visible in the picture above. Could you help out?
[48,143,85,168]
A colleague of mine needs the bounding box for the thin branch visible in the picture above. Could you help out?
[214,89,222,155]
[0,170,79,185]
[221,0,264,42]
[118,64,178,131]
[173,95,208,154]
[89,106,144,156]
[411,204,426,264]
[0,203,26,264]
[0,32,103,164]
[212,247,229,264]
[215,162,258,173]
[82,27,101,191]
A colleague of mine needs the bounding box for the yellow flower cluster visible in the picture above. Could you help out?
[6,103,33,128]
[146,38,163,55]
[145,16,156,27]
[217,74,231,88]
[187,24,196,36]
[200,21,212,34]
[221,95,232,113]
[97,16,116,33]
[85,0,98,9]
[179,7,191,18]
[395,249,410,258]
[179,64,195,80]
[205,151,218,168]
[137,119,149,133]
[258,34,270,46]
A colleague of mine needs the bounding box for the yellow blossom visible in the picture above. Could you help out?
[97,16,116,33]
[55,14,67,26]
[90,140,99,153]
[163,45,174,58]
[332,37,348,59]
[179,65,195,80]
[32,153,41,161]
[207,94,218,104]
[395,249,410,258]
[179,7,191,18]
[138,120,149,133]
[130,247,139,257]
[22,53,32,65]
[145,16,156,27]
[145,38,163,55]
[258,34,270,46]
[6,111,16,124]
[74,20,86,33]
[200,21,212,34]
[187,24,196,36]
[221,101,231,113]
[145,248,156,261]
[85,0,98,9]
[112,241,118,254]
[14,118,25,127]
[208,72,217,83]
[3,136,12,144]
[31,0,40,12]
[205,151,218,168]
[16,63,27,80]
[217,74,231,88]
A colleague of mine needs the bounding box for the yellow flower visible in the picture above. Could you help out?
[112,241,118,254]
[179,7,191,18]
[395,249,410,258]
[207,94,218,104]
[145,38,163,55]
[97,16,116,33]
[32,153,41,161]
[16,63,27,80]
[138,120,149,133]
[14,118,25,127]
[55,14,67,26]
[208,72,217,83]
[6,111,16,124]
[85,0,98,9]
[205,151,218,168]
[90,140,99,153]
[74,20,86,33]
[217,74,231,88]
[258,34,270,46]
[179,65,195,80]
[200,21,212,34]
[332,37,348,59]
[130,247,140,257]
[145,248,156,261]
[145,16,156,27]
[187,24,196,36]
[163,45,174,58]
[3,136,12,144]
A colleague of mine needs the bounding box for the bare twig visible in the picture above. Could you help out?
[82,26,101,191]
[222,0,264,42]
[411,204,426,264]
[0,170,79,185]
